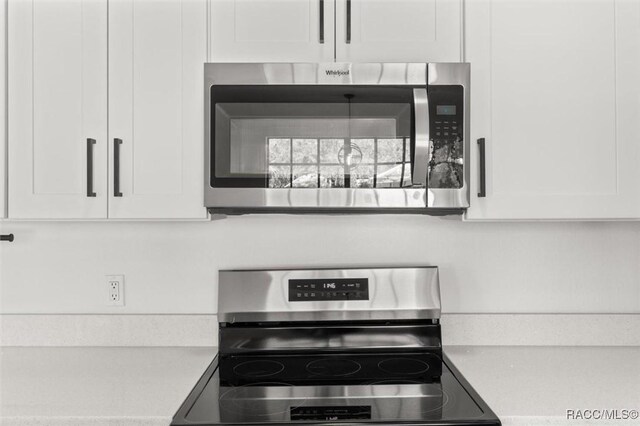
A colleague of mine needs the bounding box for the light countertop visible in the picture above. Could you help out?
[445,346,640,425]
[0,347,216,426]
[1,346,639,426]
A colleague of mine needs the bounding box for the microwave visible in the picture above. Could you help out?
[204,63,469,214]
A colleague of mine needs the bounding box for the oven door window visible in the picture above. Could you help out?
[210,86,415,189]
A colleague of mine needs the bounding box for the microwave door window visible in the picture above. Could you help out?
[211,86,415,189]
[266,137,412,189]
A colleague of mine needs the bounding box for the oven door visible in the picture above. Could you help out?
[205,84,430,211]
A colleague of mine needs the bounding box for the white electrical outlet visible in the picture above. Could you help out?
[106,275,125,306]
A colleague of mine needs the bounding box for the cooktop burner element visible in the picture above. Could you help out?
[306,358,362,377]
[171,267,500,426]
[219,382,305,417]
[219,352,443,386]
[233,360,285,378]
[378,357,430,375]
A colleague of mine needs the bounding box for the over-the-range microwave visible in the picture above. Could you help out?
[204,62,470,214]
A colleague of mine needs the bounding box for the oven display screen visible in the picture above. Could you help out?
[436,105,456,115]
[288,278,369,302]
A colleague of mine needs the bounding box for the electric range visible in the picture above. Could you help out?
[172,267,500,426]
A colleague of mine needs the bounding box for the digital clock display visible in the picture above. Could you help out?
[289,278,369,302]
[436,105,456,116]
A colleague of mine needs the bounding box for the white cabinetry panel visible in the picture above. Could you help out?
[335,0,461,62]
[1,0,6,218]
[108,0,208,219]
[465,0,640,220]
[7,0,108,219]
[210,0,335,62]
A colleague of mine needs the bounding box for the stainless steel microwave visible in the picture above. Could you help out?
[204,63,470,214]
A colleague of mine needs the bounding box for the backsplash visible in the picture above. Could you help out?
[1,216,639,314]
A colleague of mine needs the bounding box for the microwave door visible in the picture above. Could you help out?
[205,81,429,211]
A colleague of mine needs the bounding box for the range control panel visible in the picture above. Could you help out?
[288,278,369,302]
[291,406,371,421]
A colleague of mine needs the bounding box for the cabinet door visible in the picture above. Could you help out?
[335,0,461,63]
[1,0,6,218]
[465,0,640,220]
[108,0,208,219]
[210,0,334,62]
[7,0,108,219]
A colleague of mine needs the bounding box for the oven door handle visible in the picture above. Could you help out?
[412,88,430,188]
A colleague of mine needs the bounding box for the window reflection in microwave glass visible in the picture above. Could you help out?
[292,139,317,164]
[267,138,412,189]
[320,139,343,164]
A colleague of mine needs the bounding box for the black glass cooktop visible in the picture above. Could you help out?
[219,351,443,386]
[171,354,501,425]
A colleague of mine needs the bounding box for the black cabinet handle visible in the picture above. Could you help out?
[477,138,486,198]
[319,0,325,44]
[1,234,14,242]
[86,138,96,197]
[114,138,123,197]
[346,0,352,44]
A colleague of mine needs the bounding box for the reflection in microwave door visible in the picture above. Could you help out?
[429,163,463,189]
[337,143,363,167]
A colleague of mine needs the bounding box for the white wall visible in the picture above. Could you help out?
[1,216,639,314]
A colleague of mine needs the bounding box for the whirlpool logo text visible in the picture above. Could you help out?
[325,69,350,76]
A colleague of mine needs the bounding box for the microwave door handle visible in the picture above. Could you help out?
[412,88,430,188]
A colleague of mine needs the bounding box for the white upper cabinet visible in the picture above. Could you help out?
[6,0,208,220]
[7,0,108,219]
[465,0,640,220]
[0,0,6,218]
[209,0,461,63]
[210,0,335,62]
[108,0,207,219]
[335,0,461,62]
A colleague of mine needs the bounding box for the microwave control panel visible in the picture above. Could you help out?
[428,85,464,189]
[288,278,369,302]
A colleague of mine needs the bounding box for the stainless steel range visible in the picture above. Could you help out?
[172,267,500,425]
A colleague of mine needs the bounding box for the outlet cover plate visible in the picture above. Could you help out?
[106,275,125,307]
